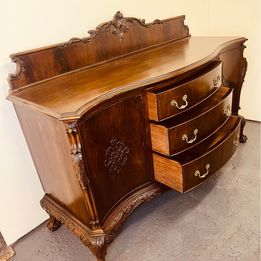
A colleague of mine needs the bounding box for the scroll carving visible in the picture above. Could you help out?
[41,196,109,260]
[66,122,89,190]
[240,47,248,88]
[59,11,162,48]
[41,183,164,260]
[0,232,15,261]
[0,247,15,261]
[105,184,163,234]
[8,56,26,92]
[104,137,129,174]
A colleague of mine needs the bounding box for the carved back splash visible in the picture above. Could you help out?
[8,12,190,93]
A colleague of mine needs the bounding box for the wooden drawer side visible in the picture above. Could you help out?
[153,154,183,192]
[153,116,241,193]
[147,62,223,121]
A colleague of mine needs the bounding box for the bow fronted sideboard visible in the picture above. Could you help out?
[7,12,247,261]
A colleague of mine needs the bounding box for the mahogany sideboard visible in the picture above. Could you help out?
[7,12,247,261]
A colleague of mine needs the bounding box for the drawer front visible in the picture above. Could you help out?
[182,117,240,192]
[153,116,241,192]
[150,87,233,156]
[147,62,222,121]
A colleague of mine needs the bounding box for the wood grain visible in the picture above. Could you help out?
[147,61,222,121]
[6,12,248,261]
[150,86,233,156]
[153,116,241,192]
[14,104,90,225]
[8,12,189,92]
[78,95,154,221]
[7,37,246,120]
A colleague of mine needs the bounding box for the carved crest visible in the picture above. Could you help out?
[104,137,129,174]
[59,11,161,48]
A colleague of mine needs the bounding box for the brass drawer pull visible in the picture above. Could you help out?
[170,94,188,110]
[233,134,240,147]
[195,163,210,178]
[224,104,231,116]
[182,128,198,144]
[213,75,221,87]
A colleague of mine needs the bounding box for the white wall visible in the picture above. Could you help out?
[0,0,260,245]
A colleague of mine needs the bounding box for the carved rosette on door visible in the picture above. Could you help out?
[104,137,130,174]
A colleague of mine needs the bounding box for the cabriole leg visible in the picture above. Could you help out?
[239,115,248,143]
[47,216,62,232]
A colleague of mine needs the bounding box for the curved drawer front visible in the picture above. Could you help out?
[147,62,222,121]
[150,87,233,156]
[153,116,241,193]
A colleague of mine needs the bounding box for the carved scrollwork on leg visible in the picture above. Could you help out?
[240,45,248,87]
[41,196,108,261]
[41,183,165,261]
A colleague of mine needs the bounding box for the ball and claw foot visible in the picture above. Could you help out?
[47,216,62,232]
[97,257,105,261]
[240,133,248,143]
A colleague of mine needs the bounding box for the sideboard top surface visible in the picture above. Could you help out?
[8,36,245,120]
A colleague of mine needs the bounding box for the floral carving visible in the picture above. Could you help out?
[8,56,26,92]
[41,183,165,260]
[104,137,129,174]
[58,11,162,48]
[105,184,164,232]
[66,122,89,190]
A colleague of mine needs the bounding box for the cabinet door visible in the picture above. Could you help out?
[79,95,153,221]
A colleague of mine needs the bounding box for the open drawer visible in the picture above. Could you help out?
[153,116,241,193]
[150,86,233,156]
[146,62,222,121]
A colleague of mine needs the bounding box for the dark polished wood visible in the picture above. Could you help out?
[8,12,189,93]
[78,95,154,222]
[7,37,246,121]
[150,87,233,155]
[6,12,247,261]
[153,116,241,192]
[147,61,222,121]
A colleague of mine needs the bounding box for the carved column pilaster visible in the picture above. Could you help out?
[65,122,100,230]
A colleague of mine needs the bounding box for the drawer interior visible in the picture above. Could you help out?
[153,116,241,192]
[154,86,232,127]
[149,61,222,94]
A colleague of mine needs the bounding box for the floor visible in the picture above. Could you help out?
[11,121,260,261]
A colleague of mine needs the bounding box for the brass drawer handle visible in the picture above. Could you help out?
[182,129,198,144]
[224,104,231,116]
[233,134,240,147]
[195,163,210,178]
[213,75,221,87]
[170,94,188,110]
